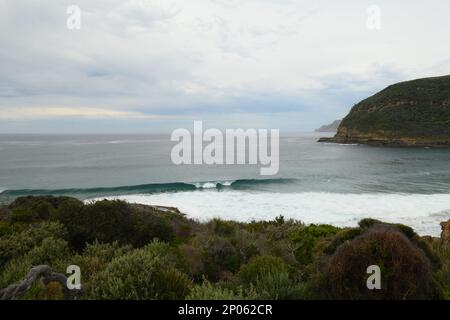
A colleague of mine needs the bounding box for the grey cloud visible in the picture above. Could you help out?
[0,0,449,133]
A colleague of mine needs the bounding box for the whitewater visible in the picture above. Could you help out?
[92,189,450,236]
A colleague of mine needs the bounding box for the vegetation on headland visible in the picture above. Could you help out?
[0,196,449,300]
[320,75,450,147]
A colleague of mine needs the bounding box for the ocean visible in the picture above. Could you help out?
[0,133,449,236]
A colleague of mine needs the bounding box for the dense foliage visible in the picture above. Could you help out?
[0,196,448,300]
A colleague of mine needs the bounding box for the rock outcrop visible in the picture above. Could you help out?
[315,120,342,132]
[319,75,450,147]
[441,219,450,243]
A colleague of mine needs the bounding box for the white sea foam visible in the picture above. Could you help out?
[195,182,217,189]
[193,181,234,189]
[94,191,450,236]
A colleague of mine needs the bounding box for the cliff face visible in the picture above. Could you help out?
[320,75,450,147]
[315,120,342,132]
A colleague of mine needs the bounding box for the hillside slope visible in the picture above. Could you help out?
[319,75,450,147]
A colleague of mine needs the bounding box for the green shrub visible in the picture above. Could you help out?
[359,218,418,239]
[319,225,438,300]
[132,213,175,246]
[238,255,308,300]
[25,237,71,266]
[1,196,446,301]
[187,281,253,300]
[8,196,81,211]
[152,267,192,299]
[233,229,261,261]
[0,221,23,237]
[31,201,54,220]
[91,240,190,299]
[7,196,77,222]
[252,271,293,300]
[210,219,237,237]
[289,224,339,265]
[10,207,34,222]
[432,242,450,299]
[179,244,205,280]
[0,237,71,289]
[0,221,11,237]
[54,199,176,250]
[359,220,440,267]
[69,241,132,284]
[245,216,303,233]
[0,221,66,269]
[238,255,287,285]
[194,235,242,278]
[321,227,363,255]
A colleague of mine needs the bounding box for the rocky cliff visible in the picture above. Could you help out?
[319,75,450,147]
[315,120,342,132]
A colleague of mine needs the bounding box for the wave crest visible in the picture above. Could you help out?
[0,178,297,200]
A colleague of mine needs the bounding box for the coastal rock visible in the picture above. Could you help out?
[441,219,450,243]
[315,120,342,132]
[319,75,450,147]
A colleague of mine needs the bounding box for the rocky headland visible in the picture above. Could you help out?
[319,75,450,147]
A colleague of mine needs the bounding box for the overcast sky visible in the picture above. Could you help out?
[1,0,449,133]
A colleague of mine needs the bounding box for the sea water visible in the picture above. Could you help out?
[0,133,449,236]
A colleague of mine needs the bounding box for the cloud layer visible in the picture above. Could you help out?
[1,0,450,132]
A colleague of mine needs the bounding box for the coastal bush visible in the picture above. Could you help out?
[53,200,177,250]
[193,235,242,278]
[9,196,81,211]
[0,197,191,274]
[187,281,254,300]
[91,240,190,299]
[235,217,303,266]
[8,197,58,221]
[0,221,66,269]
[0,220,23,237]
[0,221,11,237]
[209,219,237,237]
[238,255,287,285]
[289,224,339,265]
[321,227,363,255]
[263,223,300,265]
[0,237,71,289]
[233,229,262,261]
[251,270,293,299]
[237,255,307,299]
[69,241,132,284]
[319,225,437,299]
[358,219,440,267]
[179,244,205,280]
[358,218,382,229]
[152,267,192,299]
[10,207,34,222]
[131,211,175,246]
[30,200,54,220]
[359,218,418,239]
[0,196,447,300]
[432,242,450,299]
[245,215,303,233]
